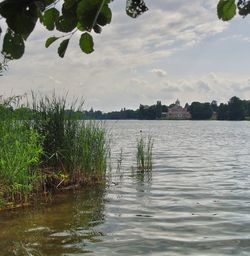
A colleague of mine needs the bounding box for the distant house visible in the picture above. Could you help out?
[166,99,191,120]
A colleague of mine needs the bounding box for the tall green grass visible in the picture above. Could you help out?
[136,135,153,171]
[0,93,109,207]
[61,120,108,182]
[30,93,80,169]
[68,121,108,182]
[0,97,42,203]
[30,93,109,183]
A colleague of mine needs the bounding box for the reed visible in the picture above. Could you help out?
[73,121,108,181]
[30,93,109,182]
[136,135,153,171]
[0,93,110,207]
[30,92,83,169]
[0,119,42,203]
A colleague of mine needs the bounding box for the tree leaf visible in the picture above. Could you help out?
[77,0,100,31]
[58,38,69,58]
[77,22,86,31]
[55,15,77,32]
[63,0,76,11]
[0,1,38,40]
[44,0,56,6]
[93,24,102,33]
[237,0,250,16]
[62,0,77,16]
[79,32,94,54]
[217,0,236,21]
[45,36,59,48]
[97,4,112,26]
[43,8,60,30]
[126,0,148,18]
[2,29,24,60]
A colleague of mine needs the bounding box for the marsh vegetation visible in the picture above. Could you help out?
[136,134,153,171]
[0,94,109,208]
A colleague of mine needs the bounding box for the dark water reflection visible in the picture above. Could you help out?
[0,186,106,255]
[1,121,250,255]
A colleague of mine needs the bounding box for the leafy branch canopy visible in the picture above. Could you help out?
[0,0,148,62]
[0,0,249,72]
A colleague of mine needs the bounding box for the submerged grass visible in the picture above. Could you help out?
[136,135,153,171]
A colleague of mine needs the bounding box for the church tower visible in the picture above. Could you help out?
[175,99,180,106]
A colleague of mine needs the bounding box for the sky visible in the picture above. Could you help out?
[1,0,250,112]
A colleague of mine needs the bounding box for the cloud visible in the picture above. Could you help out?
[1,0,250,111]
[239,86,250,92]
[196,80,211,92]
[151,69,167,77]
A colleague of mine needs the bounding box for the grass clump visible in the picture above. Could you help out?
[0,93,109,208]
[30,93,109,184]
[30,92,82,169]
[0,97,43,204]
[136,135,153,171]
[61,120,108,183]
[80,122,108,179]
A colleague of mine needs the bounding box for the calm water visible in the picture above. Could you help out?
[1,121,250,256]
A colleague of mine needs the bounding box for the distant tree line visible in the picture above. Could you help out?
[84,96,250,121]
[188,96,250,121]
[2,96,250,121]
[84,101,169,120]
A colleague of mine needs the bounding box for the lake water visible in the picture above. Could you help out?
[1,120,250,256]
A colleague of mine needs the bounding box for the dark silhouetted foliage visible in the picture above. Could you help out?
[228,96,245,120]
[217,103,229,120]
[189,102,213,120]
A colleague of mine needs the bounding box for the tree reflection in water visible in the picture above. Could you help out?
[0,184,106,255]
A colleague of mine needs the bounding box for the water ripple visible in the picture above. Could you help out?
[1,121,250,255]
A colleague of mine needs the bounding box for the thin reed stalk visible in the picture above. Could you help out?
[136,135,153,171]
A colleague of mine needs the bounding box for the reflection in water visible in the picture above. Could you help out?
[132,168,152,194]
[0,185,106,256]
[1,121,250,255]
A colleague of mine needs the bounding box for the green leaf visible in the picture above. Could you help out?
[77,0,100,31]
[62,0,77,15]
[43,8,60,30]
[2,29,24,60]
[97,4,112,26]
[58,38,69,58]
[63,0,76,10]
[217,0,236,21]
[55,15,77,32]
[45,36,59,48]
[44,0,56,6]
[0,1,38,40]
[77,0,112,31]
[77,22,86,31]
[79,32,94,54]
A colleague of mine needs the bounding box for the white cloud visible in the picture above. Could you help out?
[151,69,167,77]
[1,0,250,111]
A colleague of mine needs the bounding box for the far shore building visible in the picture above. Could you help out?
[166,99,191,120]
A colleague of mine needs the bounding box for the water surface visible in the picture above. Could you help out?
[1,121,250,255]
